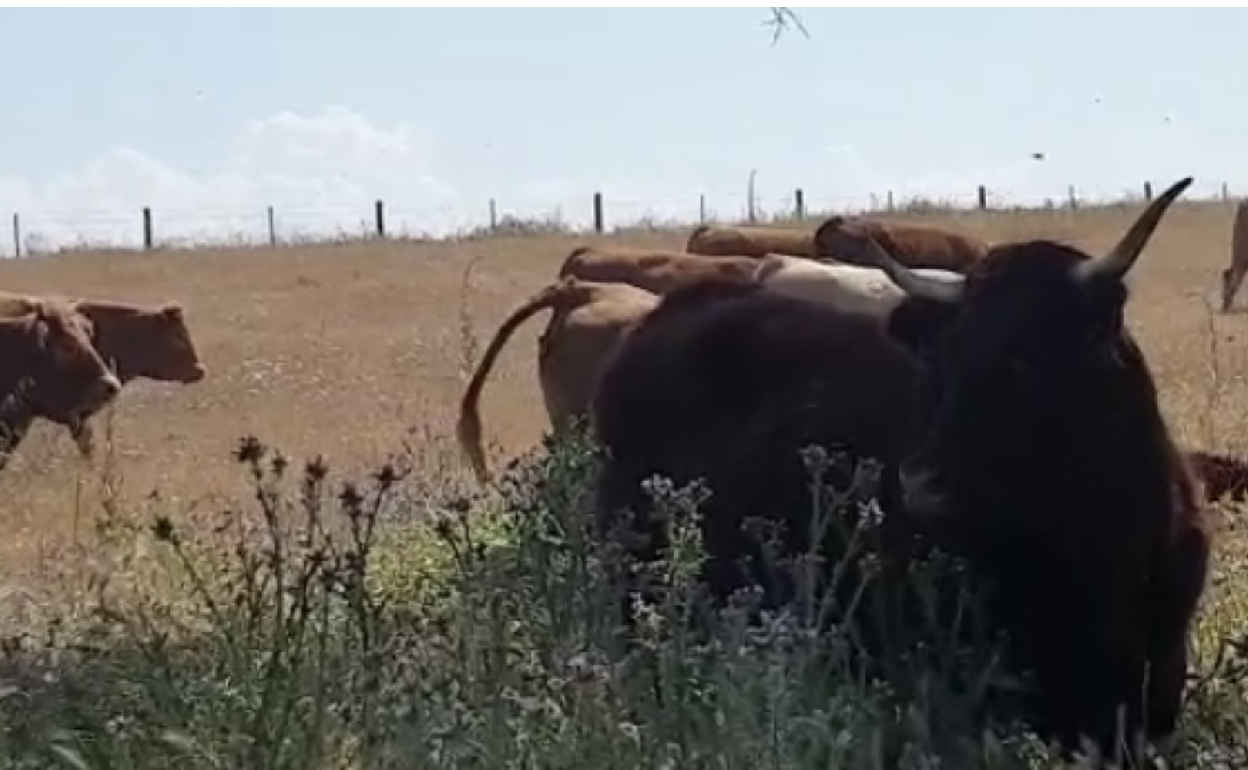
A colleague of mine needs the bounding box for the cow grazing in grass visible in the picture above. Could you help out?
[591,176,1209,759]
[556,245,759,295]
[457,277,658,483]
[813,215,988,273]
[685,224,816,259]
[0,301,121,469]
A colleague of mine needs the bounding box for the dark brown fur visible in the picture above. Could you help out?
[0,302,120,468]
[592,223,1209,760]
[814,215,988,273]
[590,277,945,638]
[884,236,1209,759]
[0,291,205,458]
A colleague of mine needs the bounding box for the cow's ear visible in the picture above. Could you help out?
[886,296,957,355]
[161,304,184,320]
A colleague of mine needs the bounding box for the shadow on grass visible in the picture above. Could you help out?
[0,429,1245,769]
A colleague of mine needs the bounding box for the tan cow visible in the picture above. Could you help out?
[1219,198,1248,312]
[0,291,205,456]
[457,277,658,483]
[685,224,816,258]
[813,214,989,272]
[557,245,759,295]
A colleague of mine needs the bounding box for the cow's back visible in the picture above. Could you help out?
[816,217,987,273]
[593,279,920,495]
[687,225,815,258]
[559,246,757,295]
[592,277,924,605]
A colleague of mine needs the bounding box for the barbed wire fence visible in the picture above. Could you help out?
[4,180,1239,258]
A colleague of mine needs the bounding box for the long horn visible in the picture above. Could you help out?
[1075,176,1193,283]
[859,234,965,304]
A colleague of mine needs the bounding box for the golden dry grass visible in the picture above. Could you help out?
[0,201,1244,577]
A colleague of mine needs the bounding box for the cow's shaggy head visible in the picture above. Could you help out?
[862,177,1193,519]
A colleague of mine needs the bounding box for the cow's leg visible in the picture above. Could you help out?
[1143,523,1211,740]
[1221,266,1246,313]
[69,418,95,458]
[0,416,33,472]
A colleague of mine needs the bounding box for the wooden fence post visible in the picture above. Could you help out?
[374,200,386,238]
[142,207,153,250]
[592,192,604,233]
[793,188,805,219]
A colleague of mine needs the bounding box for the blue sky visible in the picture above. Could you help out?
[0,8,1242,246]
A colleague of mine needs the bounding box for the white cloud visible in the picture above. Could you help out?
[0,106,462,254]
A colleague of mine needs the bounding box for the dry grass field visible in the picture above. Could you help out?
[0,201,1244,574]
[4,199,1248,768]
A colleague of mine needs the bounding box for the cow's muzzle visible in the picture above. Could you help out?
[181,363,207,384]
[85,372,122,412]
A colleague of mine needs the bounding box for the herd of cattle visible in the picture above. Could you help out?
[457,177,1248,761]
[0,291,203,469]
[0,175,1245,759]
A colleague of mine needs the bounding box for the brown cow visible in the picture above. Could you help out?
[813,214,988,273]
[0,300,121,468]
[0,292,206,457]
[1218,198,1248,312]
[65,299,205,456]
[557,245,759,295]
[456,277,658,483]
[685,224,816,259]
[591,176,1207,759]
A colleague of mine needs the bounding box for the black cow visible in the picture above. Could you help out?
[841,175,1210,758]
[590,176,1210,760]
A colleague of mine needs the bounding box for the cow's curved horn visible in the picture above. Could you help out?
[1076,176,1193,283]
[860,234,965,304]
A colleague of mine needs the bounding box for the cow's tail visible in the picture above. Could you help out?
[457,277,583,485]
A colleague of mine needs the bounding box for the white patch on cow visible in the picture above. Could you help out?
[754,254,962,321]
